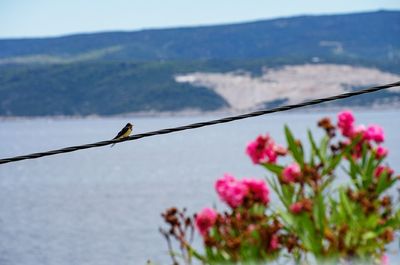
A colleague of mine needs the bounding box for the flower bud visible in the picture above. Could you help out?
[290,202,303,214]
[195,208,217,236]
[282,163,301,183]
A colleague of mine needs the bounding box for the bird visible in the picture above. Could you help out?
[111,123,133,147]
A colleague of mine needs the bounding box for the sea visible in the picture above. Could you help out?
[0,110,399,265]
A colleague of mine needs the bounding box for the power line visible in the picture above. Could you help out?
[1,81,399,165]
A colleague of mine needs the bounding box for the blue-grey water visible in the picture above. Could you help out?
[0,110,399,265]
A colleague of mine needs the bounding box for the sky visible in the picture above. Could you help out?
[0,0,399,38]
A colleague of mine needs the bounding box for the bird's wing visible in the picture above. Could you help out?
[113,126,129,139]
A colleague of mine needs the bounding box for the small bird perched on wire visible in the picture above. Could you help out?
[111,123,133,147]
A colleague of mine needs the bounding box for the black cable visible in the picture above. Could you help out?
[1,81,399,165]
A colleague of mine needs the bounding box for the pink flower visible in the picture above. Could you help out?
[290,202,303,214]
[375,146,388,159]
[215,175,271,207]
[337,110,355,137]
[352,124,367,138]
[381,254,389,265]
[282,163,301,183]
[246,135,269,164]
[215,174,248,208]
[247,224,257,233]
[365,125,385,143]
[274,144,288,156]
[195,208,217,236]
[246,134,279,164]
[374,166,394,179]
[242,178,270,205]
[269,234,279,251]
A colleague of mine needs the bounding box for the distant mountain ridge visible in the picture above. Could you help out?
[0,10,399,63]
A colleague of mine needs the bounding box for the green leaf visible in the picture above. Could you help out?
[285,125,304,166]
[322,153,342,176]
[339,188,354,221]
[313,193,326,233]
[376,173,396,194]
[187,246,207,262]
[346,156,364,188]
[341,166,360,189]
[308,129,325,164]
[297,214,323,253]
[365,214,379,228]
[310,148,316,167]
[267,176,289,208]
[263,163,284,175]
[344,232,352,248]
[362,231,377,241]
[364,151,377,186]
[319,136,329,162]
[280,211,296,230]
[320,175,335,192]
[281,184,295,204]
[361,143,368,168]
[330,198,341,223]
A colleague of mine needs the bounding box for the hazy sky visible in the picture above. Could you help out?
[1,0,399,38]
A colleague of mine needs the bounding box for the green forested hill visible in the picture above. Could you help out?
[0,62,229,116]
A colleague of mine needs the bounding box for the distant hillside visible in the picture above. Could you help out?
[0,10,399,64]
[175,64,400,110]
[0,61,399,116]
[0,62,228,116]
[0,10,399,116]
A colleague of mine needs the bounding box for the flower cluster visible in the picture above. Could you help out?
[337,109,355,137]
[195,175,271,236]
[241,178,270,205]
[337,110,387,159]
[215,174,270,208]
[246,134,286,164]
[195,208,217,235]
[289,199,313,215]
[184,175,284,263]
[282,162,301,183]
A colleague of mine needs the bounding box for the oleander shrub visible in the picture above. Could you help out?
[160,110,399,265]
